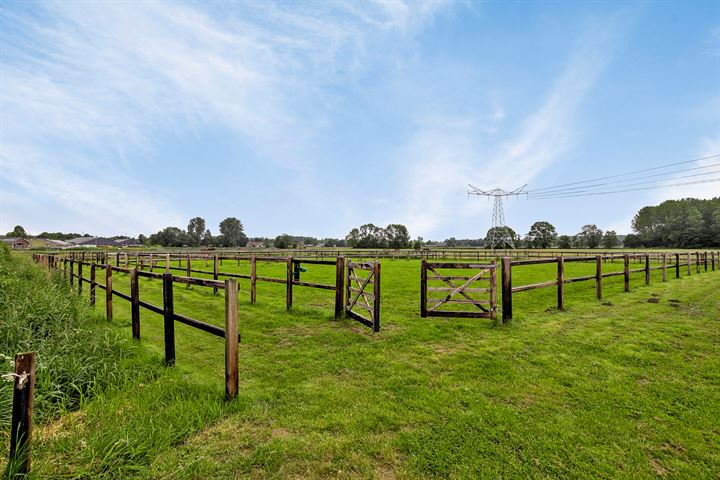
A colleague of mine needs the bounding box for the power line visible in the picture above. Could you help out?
[528,169,720,198]
[527,163,719,196]
[528,178,720,200]
[527,154,720,193]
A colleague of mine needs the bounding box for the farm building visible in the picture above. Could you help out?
[1,237,30,249]
[114,238,142,247]
[246,241,264,248]
[67,236,117,247]
[31,238,73,249]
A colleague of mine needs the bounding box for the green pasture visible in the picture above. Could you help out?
[3,255,720,478]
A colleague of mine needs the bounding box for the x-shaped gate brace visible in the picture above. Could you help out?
[345,261,380,332]
[421,260,497,319]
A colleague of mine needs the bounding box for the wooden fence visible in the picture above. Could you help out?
[33,254,241,400]
[345,261,381,332]
[420,260,497,319]
[498,251,718,323]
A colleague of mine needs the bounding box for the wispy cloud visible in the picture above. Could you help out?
[394,21,623,236]
[0,0,454,234]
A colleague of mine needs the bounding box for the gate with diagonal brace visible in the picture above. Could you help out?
[345,260,380,331]
[420,260,497,319]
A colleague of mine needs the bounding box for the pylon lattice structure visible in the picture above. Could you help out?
[467,185,527,250]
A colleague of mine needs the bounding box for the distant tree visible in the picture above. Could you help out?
[6,225,28,238]
[557,235,573,249]
[526,221,557,248]
[385,224,410,249]
[483,226,517,249]
[201,229,213,246]
[345,224,386,248]
[623,233,642,248]
[187,217,206,247]
[273,233,295,249]
[148,227,189,247]
[601,230,619,249]
[631,197,719,247]
[577,224,603,249]
[445,237,458,247]
[138,234,148,245]
[412,236,424,250]
[218,217,248,247]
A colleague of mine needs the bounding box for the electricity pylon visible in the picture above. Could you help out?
[467,185,527,249]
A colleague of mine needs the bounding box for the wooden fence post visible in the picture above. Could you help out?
[420,259,428,318]
[695,252,700,274]
[70,259,74,286]
[90,262,96,306]
[595,255,602,300]
[130,268,140,340]
[661,253,667,282]
[213,255,219,295]
[286,256,293,310]
[687,253,691,276]
[186,254,191,289]
[703,252,708,271]
[373,261,381,332]
[675,253,680,278]
[490,259,497,320]
[63,258,67,280]
[163,273,175,366]
[712,252,716,271]
[9,352,35,475]
[166,253,171,273]
[557,256,565,310]
[623,254,630,292]
[645,254,650,285]
[335,256,345,319]
[78,262,83,296]
[250,255,257,304]
[149,253,154,272]
[105,265,113,321]
[225,279,239,401]
[501,257,512,323]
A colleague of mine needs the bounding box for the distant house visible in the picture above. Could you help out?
[246,241,264,248]
[115,238,141,247]
[1,237,30,249]
[67,236,117,247]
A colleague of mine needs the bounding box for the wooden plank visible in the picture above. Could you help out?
[425,262,495,269]
[420,259,427,318]
[138,299,164,315]
[78,262,83,296]
[213,255,219,295]
[137,270,163,279]
[172,276,225,289]
[334,256,344,319]
[105,265,113,321]
[89,262,96,306]
[662,253,667,282]
[624,254,630,292]
[557,256,565,311]
[250,255,257,304]
[163,273,175,367]
[501,257,512,323]
[595,255,602,300]
[131,268,140,340]
[510,258,558,266]
[225,278,239,401]
[10,351,35,475]
[292,280,336,290]
[426,311,493,319]
[645,254,650,285]
[346,309,374,328]
[427,286,492,292]
[563,274,596,284]
[426,298,492,304]
[112,290,132,301]
[286,256,293,310]
[373,261,381,332]
[186,254,191,289]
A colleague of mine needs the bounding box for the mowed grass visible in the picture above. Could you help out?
[23,256,720,478]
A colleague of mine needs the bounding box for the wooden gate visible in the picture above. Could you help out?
[421,260,497,319]
[345,261,380,332]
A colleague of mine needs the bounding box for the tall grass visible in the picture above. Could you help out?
[0,245,156,448]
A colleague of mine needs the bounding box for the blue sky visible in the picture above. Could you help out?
[1,0,718,240]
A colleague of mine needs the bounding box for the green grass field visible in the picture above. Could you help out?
[5,255,720,478]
